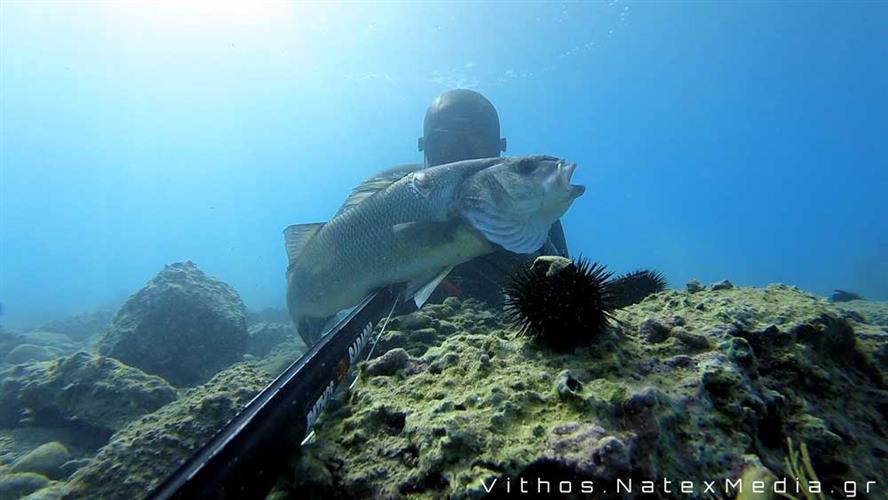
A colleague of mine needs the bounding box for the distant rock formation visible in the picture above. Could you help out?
[97,262,248,386]
[37,310,114,342]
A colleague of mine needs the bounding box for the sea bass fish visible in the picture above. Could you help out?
[285,155,585,346]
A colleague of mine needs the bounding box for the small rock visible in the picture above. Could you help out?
[639,318,670,343]
[555,370,583,398]
[540,424,631,481]
[11,442,70,479]
[479,354,490,366]
[622,387,658,415]
[532,255,573,278]
[829,289,863,303]
[665,355,695,368]
[838,310,866,324]
[438,321,457,335]
[442,296,460,309]
[701,361,744,400]
[0,472,50,498]
[686,280,704,293]
[59,458,92,478]
[711,279,735,291]
[396,312,435,331]
[725,338,757,370]
[671,327,709,349]
[365,348,411,377]
[694,302,706,311]
[412,328,438,344]
[670,315,686,326]
[246,322,297,357]
[591,436,632,475]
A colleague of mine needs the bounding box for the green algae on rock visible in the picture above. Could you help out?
[36,311,114,343]
[62,363,270,499]
[97,261,249,387]
[0,471,50,499]
[0,352,177,432]
[4,345,62,365]
[9,442,70,479]
[278,285,887,499]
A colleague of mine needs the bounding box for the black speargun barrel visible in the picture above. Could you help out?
[148,286,399,500]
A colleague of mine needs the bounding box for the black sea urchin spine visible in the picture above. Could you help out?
[609,269,668,309]
[505,258,615,352]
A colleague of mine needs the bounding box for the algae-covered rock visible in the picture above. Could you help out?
[0,472,50,499]
[17,332,79,354]
[280,284,887,498]
[250,342,306,377]
[832,299,888,328]
[36,311,114,343]
[0,331,23,362]
[0,352,176,431]
[97,262,248,386]
[246,322,299,357]
[365,348,411,377]
[63,363,269,499]
[4,345,61,365]
[10,442,69,479]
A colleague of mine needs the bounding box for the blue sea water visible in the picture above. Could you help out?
[1,1,886,328]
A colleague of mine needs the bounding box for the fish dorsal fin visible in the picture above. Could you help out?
[335,163,425,217]
[284,223,324,266]
[405,266,455,309]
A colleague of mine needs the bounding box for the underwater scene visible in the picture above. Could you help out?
[1,1,886,499]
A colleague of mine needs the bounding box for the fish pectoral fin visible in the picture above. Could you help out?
[284,223,325,266]
[406,266,455,309]
[392,221,459,248]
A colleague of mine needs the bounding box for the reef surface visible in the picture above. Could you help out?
[277,284,888,499]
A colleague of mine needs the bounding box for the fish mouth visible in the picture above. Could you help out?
[559,160,585,198]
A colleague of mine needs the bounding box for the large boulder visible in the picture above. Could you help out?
[0,352,177,432]
[97,262,248,386]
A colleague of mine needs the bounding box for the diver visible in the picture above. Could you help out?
[417,89,571,306]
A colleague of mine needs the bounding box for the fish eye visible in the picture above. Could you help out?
[410,172,432,197]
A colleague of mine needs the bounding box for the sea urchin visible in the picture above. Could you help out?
[609,269,668,309]
[505,256,615,352]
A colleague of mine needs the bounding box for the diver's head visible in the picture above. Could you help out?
[419,89,507,167]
